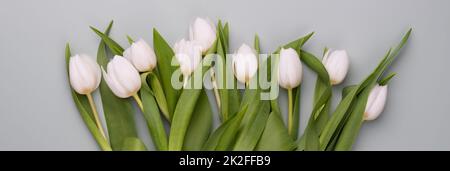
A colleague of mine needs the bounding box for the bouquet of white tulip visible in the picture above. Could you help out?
[65,17,411,151]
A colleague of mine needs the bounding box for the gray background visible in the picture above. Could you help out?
[0,0,449,151]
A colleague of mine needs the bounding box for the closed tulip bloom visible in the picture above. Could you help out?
[322,49,349,85]
[69,54,101,95]
[102,56,141,98]
[232,44,258,84]
[189,17,216,53]
[278,48,302,89]
[69,54,106,140]
[364,84,388,121]
[278,48,303,136]
[123,38,157,72]
[174,39,203,79]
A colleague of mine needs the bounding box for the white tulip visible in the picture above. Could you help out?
[123,38,157,72]
[189,17,216,53]
[278,48,302,89]
[322,49,349,85]
[69,54,107,141]
[364,84,388,121]
[69,54,101,95]
[232,44,258,84]
[174,39,203,80]
[101,56,141,98]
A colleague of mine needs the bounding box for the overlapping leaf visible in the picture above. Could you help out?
[65,44,112,151]
[94,22,142,150]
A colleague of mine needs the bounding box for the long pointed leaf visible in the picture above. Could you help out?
[183,90,213,151]
[255,112,296,151]
[233,101,270,151]
[140,73,168,151]
[96,22,139,150]
[65,44,112,151]
[153,29,180,119]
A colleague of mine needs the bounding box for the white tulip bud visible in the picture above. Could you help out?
[278,48,302,89]
[123,38,157,72]
[101,56,141,98]
[174,39,203,78]
[322,49,349,85]
[189,17,216,53]
[232,44,258,84]
[364,84,388,121]
[69,54,101,95]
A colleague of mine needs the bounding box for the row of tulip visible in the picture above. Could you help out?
[65,17,411,151]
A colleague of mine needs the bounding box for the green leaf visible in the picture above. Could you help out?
[319,29,412,150]
[303,126,320,151]
[168,51,213,151]
[255,112,297,151]
[168,88,202,151]
[217,20,228,52]
[90,25,124,55]
[239,88,262,127]
[148,73,170,121]
[65,44,112,151]
[296,51,331,148]
[167,65,208,151]
[299,51,330,84]
[334,88,371,150]
[202,120,232,150]
[223,22,230,47]
[343,85,358,98]
[276,32,314,53]
[215,105,249,151]
[290,86,302,140]
[202,105,248,150]
[216,22,240,121]
[233,101,270,151]
[183,90,213,151]
[215,28,229,121]
[121,137,148,151]
[228,89,241,119]
[257,32,316,150]
[95,21,139,150]
[379,72,396,85]
[126,35,134,45]
[270,99,282,118]
[319,86,359,150]
[375,29,412,82]
[153,29,180,119]
[254,34,260,54]
[140,73,168,151]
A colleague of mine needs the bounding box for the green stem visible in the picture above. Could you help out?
[211,70,221,112]
[183,75,189,89]
[86,93,107,140]
[288,88,293,136]
[132,93,144,112]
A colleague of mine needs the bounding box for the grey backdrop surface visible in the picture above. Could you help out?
[0,0,449,151]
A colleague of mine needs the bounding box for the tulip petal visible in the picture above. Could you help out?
[102,67,129,98]
[80,54,102,90]
[365,85,388,120]
[278,48,302,89]
[69,56,87,94]
[232,44,258,83]
[190,17,216,52]
[110,56,141,96]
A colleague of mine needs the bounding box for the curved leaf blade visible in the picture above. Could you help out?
[153,29,180,119]
[65,44,112,151]
[183,90,213,151]
[95,22,139,150]
[140,73,168,151]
